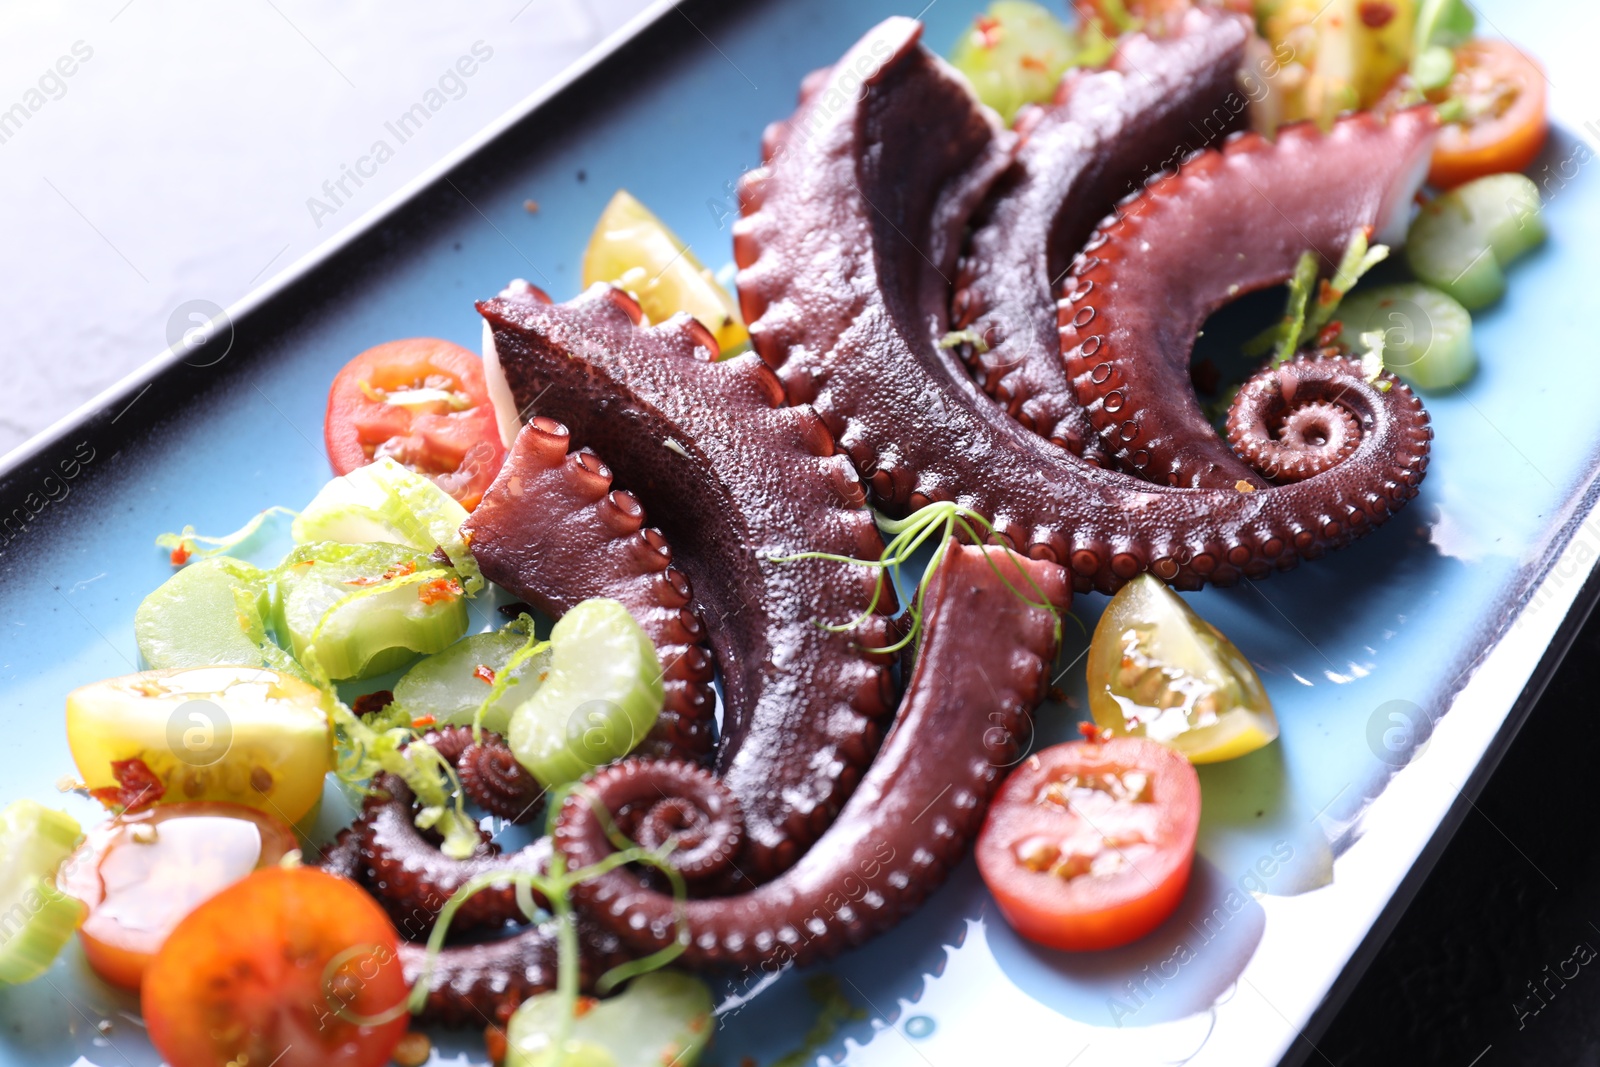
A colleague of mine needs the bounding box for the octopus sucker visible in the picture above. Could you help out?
[735,16,1435,593]
[476,283,897,881]
[464,411,718,764]
[951,7,1254,477]
[556,541,1069,970]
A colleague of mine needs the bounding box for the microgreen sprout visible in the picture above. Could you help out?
[772,501,1062,652]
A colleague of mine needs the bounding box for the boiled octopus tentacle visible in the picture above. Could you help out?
[425,724,545,823]
[556,542,1068,969]
[734,17,1434,592]
[479,284,896,880]
[358,728,548,936]
[464,409,719,764]
[395,918,631,1028]
[951,7,1253,479]
[1060,108,1439,487]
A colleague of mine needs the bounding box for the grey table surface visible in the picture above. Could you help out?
[0,0,653,460]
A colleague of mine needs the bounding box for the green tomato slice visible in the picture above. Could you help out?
[1338,283,1475,390]
[505,971,713,1067]
[1086,575,1278,764]
[0,800,86,985]
[1406,173,1546,310]
[394,628,551,735]
[135,556,271,670]
[508,598,663,787]
[271,541,468,681]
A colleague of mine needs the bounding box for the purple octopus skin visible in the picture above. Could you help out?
[464,399,719,765]
[1060,108,1439,487]
[734,16,1435,593]
[555,541,1069,969]
[951,7,1253,480]
[478,284,897,881]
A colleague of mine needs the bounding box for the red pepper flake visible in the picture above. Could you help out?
[344,560,419,587]
[1076,721,1111,743]
[294,558,317,568]
[1358,1,1395,28]
[417,577,463,605]
[975,15,1001,48]
[352,690,394,717]
[573,996,598,1019]
[411,714,437,730]
[1317,321,1344,349]
[472,664,497,686]
[483,1025,507,1065]
[168,543,192,566]
[1019,53,1047,73]
[89,757,166,813]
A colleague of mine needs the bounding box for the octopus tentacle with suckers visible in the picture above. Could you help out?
[735,16,1435,592]
[950,6,1253,476]
[555,541,1067,970]
[478,283,897,881]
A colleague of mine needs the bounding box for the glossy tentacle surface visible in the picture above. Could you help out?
[556,542,1068,969]
[464,416,719,764]
[479,284,895,878]
[951,8,1252,478]
[1061,107,1440,487]
[735,17,1434,592]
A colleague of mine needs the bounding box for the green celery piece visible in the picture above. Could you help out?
[1407,174,1546,309]
[394,627,552,736]
[1338,283,1475,390]
[0,800,85,985]
[135,556,271,669]
[271,541,468,681]
[505,971,714,1067]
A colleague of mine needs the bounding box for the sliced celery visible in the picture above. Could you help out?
[948,1,1084,125]
[1338,283,1475,390]
[505,971,713,1067]
[393,628,551,735]
[291,458,481,593]
[0,800,86,984]
[271,542,468,681]
[508,599,663,787]
[1407,174,1546,310]
[135,556,270,670]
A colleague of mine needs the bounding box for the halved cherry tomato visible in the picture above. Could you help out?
[325,338,506,509]
[143,866,407,1067]
[60,802,295,990]
[976,736,1200,951]
[1428,39,1548,188]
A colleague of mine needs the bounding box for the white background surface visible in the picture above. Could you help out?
[0,0,653,458]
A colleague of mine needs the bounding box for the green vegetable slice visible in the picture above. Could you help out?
[271,542,468,681]
[0,800,87,985]
[1406,173,1546,310]
[394,626,552,735]
[135,556,271,670]
[1338,283,1475,390]
[508,599,664,787]
[292,457,481,594]
[505,971,713,1067]
[948,1,1089,125]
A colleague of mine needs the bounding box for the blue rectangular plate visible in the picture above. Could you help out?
[3,0,1598,1063]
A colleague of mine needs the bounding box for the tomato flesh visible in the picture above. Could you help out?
[61,802,295,990]
[977,737,1200,951]
[325,338,506,509]
[142,866,408,1067]
[1428,40,1548,188]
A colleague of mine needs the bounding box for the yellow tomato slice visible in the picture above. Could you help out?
[66,666,334,824]
[1086,575,1279,764]
[581,190,748,355]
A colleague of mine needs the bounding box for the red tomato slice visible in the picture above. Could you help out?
[142,867,408,1067]
[61,802,295,991]
[325,338,506,510]
[976,736,1200,951]
[1428,39,1549,189]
